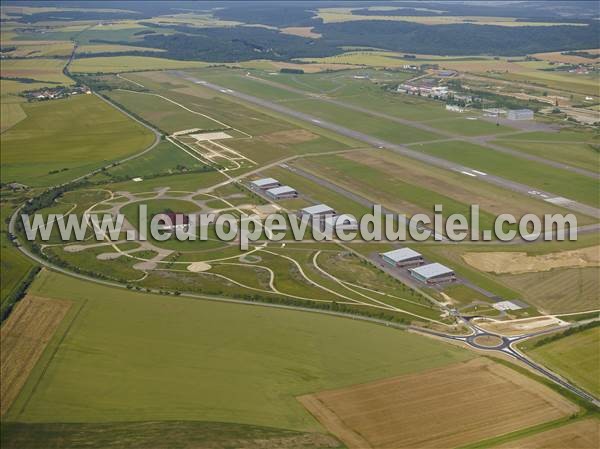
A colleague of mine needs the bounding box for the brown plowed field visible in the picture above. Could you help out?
[0,295,71,416]
[298,358,578,449]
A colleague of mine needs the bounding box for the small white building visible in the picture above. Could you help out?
[409,263,455,284]
[380,248,424,268]
[507,109,534,120]
[265,185,298,200]
[446,104,464,113]
[492,300,523,311]
[251,177,281,190]
[324,214,358,233]
[300,204,335,218]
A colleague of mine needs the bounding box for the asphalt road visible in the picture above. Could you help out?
[173,72,599,220]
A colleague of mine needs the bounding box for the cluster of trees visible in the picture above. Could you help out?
[0,266,40,322]
[100,18,600,62]
[530,320,599,348]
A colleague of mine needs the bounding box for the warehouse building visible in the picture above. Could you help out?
[409,263,455,284]
[300,204,336,219]
[251,177,281,190]
[265,185,298,200]
[324,214,358,232]
[380,248,424,268]
[507,109,534,120]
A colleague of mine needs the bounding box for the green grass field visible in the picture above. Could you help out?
[491,140,599,174]
[8,270,473,431]
[1,421,344,449]
[415,141,599,208]
[519,326,599,397]
[1,94,155,186]
[105,90,226,133]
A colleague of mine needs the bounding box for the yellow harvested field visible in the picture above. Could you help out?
[280,26,322,38]
[0,295,71,416]
[495,418,600,449]
[299,358,579,449]
[315,9,586,26]
[532,49,600,65]
[463,246,600,274]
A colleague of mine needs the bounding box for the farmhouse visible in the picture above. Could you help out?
[409,263,455,284]
[251,177,281,190]
[301,204,336,219]
[324,214,358,232]
[266,185,298,200]
[380,248,424,268]
[507,109,534,120]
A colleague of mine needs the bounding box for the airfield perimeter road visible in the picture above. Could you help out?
[241,73,598,180]
[173,72,600,220]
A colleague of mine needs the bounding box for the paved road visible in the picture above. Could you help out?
[243,73,598,180]
[418,320,600,407]
[173,72,600,219]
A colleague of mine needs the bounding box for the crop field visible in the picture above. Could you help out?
[315,8,586,26]
[519,327,600,398]
[7,270,472,430]
[493,418,600,449]
[0,103,26,133]
[1,94,155,186]
[69,56,209,74]
[416,141,599,208]
[0,421,344,449]
[0,58,72,85]
[0,40,74,58]
[1,295,71,417]
[299,357,579,449]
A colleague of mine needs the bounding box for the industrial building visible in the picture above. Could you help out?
[300,204,335,218]
[265,185,298,200]
[251,177,281,190]
[409,263,455,284]
[507,109,534,120]
[324,214,358,232]
[380,248,424,268]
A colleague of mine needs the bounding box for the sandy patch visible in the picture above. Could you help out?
[476,316,568,336]
[462,246,600,275]
[280,27,322,38]
[187,262,212,272]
